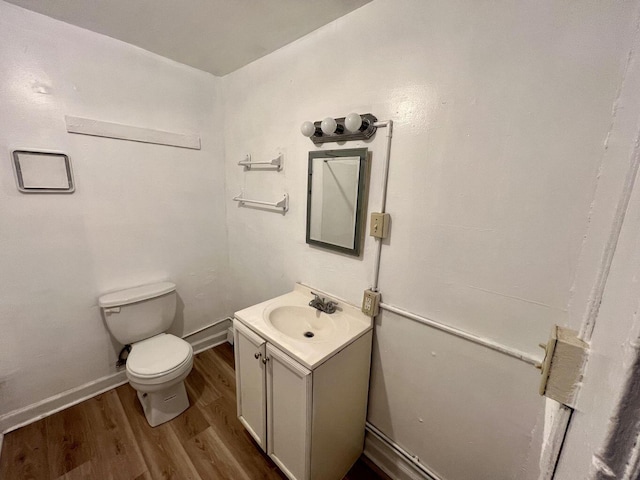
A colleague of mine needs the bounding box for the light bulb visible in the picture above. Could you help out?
[321,117,338,135]
[300,121,316,137]
[345,112,363,132]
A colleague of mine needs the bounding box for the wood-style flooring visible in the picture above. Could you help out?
[0,343,389,480]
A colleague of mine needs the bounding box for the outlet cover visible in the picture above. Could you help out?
[362,289,381,317]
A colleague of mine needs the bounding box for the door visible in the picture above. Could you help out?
[266,344,312,480]
[233,319,267,451]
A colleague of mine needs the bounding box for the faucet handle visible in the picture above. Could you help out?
[310,291,322,301]
[309,292,321,308]
[325,300,338,313]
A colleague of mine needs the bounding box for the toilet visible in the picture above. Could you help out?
[98,281,193,427]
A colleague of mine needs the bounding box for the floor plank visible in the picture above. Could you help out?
[0,343,389,480]
[217,341,236,370]
[184,426,253,480]
[0,420,48,480]
[45,402,93,478]
[83,390,146,479]
[55,461,95,480]
[169,398,210,443]
[184,363,222,408]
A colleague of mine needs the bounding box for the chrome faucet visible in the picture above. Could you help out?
[309,292,338,314]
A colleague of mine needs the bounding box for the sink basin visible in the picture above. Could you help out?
[235,284,372,369]
[265,305,347,342]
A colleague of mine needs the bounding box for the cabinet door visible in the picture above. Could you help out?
[233,319,267,451]
[266,344,312,480]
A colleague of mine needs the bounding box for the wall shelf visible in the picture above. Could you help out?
[238,154,282,171]
[65,115,201,150]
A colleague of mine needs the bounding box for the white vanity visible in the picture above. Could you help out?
[233,284,373,480]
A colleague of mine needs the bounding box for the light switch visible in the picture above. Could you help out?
[370,213,390,239]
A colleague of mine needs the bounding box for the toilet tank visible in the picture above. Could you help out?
[98,282,177,345]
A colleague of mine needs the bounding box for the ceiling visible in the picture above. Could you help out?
[4,0,372,76]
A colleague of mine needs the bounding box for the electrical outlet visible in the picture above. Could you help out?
[362,289,381,317]
[370,213,390,239]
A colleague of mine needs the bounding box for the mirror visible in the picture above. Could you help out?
[306,148,368,256]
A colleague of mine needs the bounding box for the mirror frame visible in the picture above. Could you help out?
[306,148,369,256]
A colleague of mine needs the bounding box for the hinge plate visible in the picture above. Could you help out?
[538,326,588,408]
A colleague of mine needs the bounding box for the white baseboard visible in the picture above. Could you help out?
[189,318,232,354]
[227,325,234,345]
[0,318,232,436]
[0,370,129,435]
[364,428,439,480]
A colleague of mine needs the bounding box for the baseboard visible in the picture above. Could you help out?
[227,325,234,345]
[364,427,440,480]
[0,318,232,435]
[188,318,232,354]
[0,370,129,435]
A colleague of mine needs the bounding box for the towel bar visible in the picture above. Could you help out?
[233,192,288,213]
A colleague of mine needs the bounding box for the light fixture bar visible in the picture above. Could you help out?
[303,113,378,144]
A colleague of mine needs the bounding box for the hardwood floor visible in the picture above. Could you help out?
[0,343,390,480]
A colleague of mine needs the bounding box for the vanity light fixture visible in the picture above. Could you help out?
[320,117,343,135]
[300,113,377,144]
[300,121,321,138]
[345,112,372,133]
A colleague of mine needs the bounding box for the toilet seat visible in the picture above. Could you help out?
[126,333,193,386]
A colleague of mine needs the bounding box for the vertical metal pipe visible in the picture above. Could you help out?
[371,120,393,292]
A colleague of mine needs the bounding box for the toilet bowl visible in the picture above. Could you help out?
[98,282,194,427]
[126,333,194,426]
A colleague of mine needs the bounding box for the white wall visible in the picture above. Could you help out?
[552,8,640,476]
[0,2,229,419]
[3,1,640,477]
[222,1,640,478]
[556,146,640,478]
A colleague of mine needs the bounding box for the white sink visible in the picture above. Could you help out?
[265,305,349,342]
[234,284,372,369]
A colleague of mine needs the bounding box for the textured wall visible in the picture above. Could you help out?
[2,0,640,477]
[0,2,229,417]
[222,1,640,478]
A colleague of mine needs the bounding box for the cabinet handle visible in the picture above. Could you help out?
[254,352,262,360]
[262,357,269,364]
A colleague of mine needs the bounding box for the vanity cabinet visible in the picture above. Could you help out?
[233,319,372,480]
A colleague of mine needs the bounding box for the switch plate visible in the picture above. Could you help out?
[370,213,390,239]
[362,289,381,317]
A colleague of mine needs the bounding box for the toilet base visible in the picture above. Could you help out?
[136,381,189,427]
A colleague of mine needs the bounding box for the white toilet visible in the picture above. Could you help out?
[98,281,194,427]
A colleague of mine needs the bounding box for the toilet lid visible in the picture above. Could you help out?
[127,334,192,377]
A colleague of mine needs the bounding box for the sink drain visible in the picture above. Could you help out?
[303,331,315,338]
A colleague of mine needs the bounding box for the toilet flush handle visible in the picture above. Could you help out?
[104,307,121,315]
